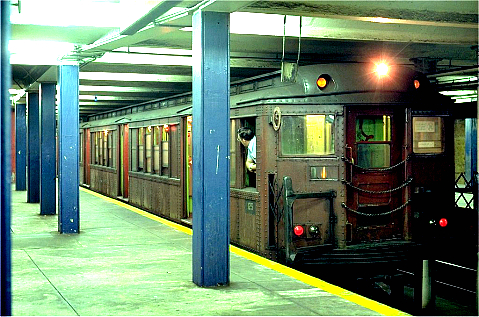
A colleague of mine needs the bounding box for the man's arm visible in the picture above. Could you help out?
[246,158,256,172]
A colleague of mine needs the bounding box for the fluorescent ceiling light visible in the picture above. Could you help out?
[79,85,158,93]
[10,89,26,103]
[363,17,396,24]
[180,13,303,37]
[10,0,166,29]
[181,11,477,44]
[440,90,478,103]
[452,97,477,103]
[437,75,478,84]
[95,52,192,66]
[9,89,24,95]
[80,95,146,101]
[114,47,192,56]
[440,90,477,96]
[9,40,75,65]
[80,72,191,82]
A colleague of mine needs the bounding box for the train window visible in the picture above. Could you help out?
[91,132,97,164]
[357,144,390,168]
[310,166,339,180]
[169,124,178,178]
[281,115,335,156]
[113,130,118,168]
[145,126,152,173]
[138,127,144,171]
[412,117,445,154]
[130,128,138,172]
[92,133,95,164]
[153,126,160,174]
[355,116,391,142]
[161,125,169,176]
[238,118,256,188]
[355,116,391,168]
[97,132,102,165]
[108,130,115,168]
[103,131,108,166]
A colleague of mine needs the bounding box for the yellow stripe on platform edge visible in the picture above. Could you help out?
[80,187,410,316]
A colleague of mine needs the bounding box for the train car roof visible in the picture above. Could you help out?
[82,62,452,128]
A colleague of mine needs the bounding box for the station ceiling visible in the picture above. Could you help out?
[10,0,479,119]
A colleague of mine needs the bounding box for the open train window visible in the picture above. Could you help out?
[412,117,445,154]
[235,117,256,189]
[355,116,391,168]
[280,115,335,156]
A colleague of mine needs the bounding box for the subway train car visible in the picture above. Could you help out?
[80,62,456,274]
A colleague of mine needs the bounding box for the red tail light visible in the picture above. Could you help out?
[439,218,448,227]
[293,225,304,236]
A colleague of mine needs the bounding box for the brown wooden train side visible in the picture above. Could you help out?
[80,63,456,265]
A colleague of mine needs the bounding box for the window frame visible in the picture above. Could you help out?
[279,114,336,158]
[232,117,256,189]
[412,116,445,155]
[354,115,393,168]
[129,123,177,178]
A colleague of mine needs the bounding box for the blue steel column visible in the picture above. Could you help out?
[27,92,40,203]
[1,1,12,314]
[40,83,56,215]
[15,103,27,191]
[57,65,79,233]
[192,10,230,287]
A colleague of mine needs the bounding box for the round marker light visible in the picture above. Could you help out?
[316,77,327,89]
[375,63,389,76]
[293,225,304,236]
[316,74,332,90]
[414,79,420,89]
[439,218,448,227]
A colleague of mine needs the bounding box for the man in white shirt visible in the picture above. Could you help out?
[237,127,256,172]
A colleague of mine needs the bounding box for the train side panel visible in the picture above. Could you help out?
[80,62,459,268]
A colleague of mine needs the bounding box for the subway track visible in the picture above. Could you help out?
[301,252,477,316]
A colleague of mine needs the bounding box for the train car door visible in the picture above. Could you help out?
[345,107,406,243]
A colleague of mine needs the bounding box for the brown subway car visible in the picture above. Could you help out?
[80,62,457,275]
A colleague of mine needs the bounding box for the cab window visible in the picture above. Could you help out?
[412,117,445,154]
[281,115,335,156]
[355,115,391,168]
[232,117,256,189]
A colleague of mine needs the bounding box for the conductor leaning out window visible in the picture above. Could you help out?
[237,127,256,172]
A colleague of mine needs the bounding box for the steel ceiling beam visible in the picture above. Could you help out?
[120,0,183,36]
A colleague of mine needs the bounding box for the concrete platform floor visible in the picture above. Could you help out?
[10,187,408,316]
